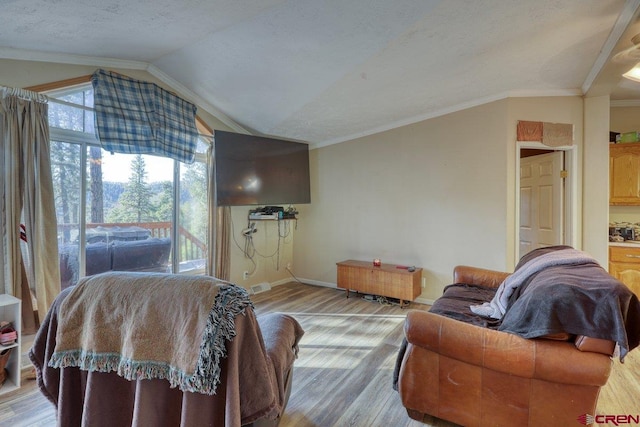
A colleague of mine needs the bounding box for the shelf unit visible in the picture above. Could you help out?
[0,294,21,395]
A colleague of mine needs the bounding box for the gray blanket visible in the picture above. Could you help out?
[435,246,640,361]
[498,260,640,361]
[470,248,596,319]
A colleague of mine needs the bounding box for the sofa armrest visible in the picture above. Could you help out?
[256,313,305,407]
[453,265,509,288]
[403,310,612,387]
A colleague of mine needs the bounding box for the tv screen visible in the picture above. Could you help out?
[214,130,311,206]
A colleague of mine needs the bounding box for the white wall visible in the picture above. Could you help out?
[583,96,610,266]
[296,100,510,302]
[227,206,295,287]
[295,95,597,301]
[610,105,640,133]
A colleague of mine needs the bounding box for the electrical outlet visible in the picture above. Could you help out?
[243,271,249,280]
[421,277,426,288]
[286,262,292,270]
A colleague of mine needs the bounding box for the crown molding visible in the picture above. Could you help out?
[311,92,508,149]
[0,47,148,69]
[311,89,581,149]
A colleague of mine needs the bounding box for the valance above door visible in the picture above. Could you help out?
[517,120,574,147]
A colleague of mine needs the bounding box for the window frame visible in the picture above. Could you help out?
[40,77,212,281]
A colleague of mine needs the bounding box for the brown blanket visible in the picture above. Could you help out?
[48,272,250,395]
[30,277,304,427]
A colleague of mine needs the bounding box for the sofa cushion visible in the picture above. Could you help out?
[429,283,500,328]
[575,336,616,355]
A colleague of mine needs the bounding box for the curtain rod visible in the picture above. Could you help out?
[2,85,214,141]
[1,85,48,103]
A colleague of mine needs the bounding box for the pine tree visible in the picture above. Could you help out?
[89,146,104,223]
[180,161,208,244]
[107,155,156,223]
[154,181,174,222]
[50,141,81,243]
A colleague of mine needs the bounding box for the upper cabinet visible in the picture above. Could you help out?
[610,143,640,205]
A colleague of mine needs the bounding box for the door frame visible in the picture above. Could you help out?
[515,141,578,262]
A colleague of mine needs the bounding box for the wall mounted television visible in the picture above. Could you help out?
[214,130,311,206]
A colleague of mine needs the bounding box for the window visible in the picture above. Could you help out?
[48,83,210,287]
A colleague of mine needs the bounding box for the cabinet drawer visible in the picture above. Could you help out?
[610,246,640,263]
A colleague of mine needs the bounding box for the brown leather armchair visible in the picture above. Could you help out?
[396,266,615,427]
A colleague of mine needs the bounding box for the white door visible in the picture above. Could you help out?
[519,151,563,258]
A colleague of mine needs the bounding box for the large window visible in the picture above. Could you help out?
[48,84,210,287]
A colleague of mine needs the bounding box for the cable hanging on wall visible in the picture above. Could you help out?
[230,212,294,276]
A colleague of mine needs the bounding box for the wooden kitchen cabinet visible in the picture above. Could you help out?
[609,246,640,297]
[610,143,640,205]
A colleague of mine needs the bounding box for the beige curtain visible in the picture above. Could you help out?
[215,207,231,281]
[1,88,61,330]
[206,145,231,281]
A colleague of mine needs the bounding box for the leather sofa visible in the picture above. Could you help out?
[396,265,616,427]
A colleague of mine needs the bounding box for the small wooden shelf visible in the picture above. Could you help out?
[0,294,21,395]
[336,260,422,307]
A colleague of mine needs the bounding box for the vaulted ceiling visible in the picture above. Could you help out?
[2,0,640,146]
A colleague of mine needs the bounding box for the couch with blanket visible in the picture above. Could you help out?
[395,246,640,427]
[29,272,304,427]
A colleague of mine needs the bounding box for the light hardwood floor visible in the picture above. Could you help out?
[0,282,638,426]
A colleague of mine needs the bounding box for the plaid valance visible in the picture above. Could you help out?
[91,69,198,163]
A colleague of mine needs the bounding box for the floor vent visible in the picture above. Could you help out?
[251,282,271,294]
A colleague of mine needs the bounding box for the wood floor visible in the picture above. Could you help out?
[0,282,638,426]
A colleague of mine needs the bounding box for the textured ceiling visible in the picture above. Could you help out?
[1,0,640,146]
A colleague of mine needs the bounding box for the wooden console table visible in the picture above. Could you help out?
[336,260,422,307]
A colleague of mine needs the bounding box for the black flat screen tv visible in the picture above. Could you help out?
[214,130,311,206]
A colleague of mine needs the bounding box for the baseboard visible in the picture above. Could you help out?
[271,277,292,287]
[415,296,435,305]
[295,277,433,305]
[255,276,306,289]
[295,278,337,289]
